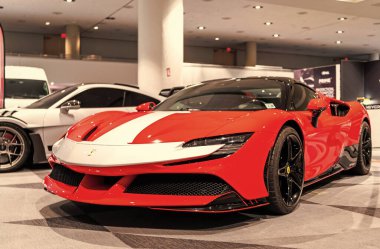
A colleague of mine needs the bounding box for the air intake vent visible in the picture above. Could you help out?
[82,126,97,141]
[49,164,84,187]
[126,174,232,196]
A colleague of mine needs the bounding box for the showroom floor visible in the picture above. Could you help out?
[1,151,380,249]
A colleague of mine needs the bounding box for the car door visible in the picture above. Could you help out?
[42,87,134,154]
[290,84,349,180]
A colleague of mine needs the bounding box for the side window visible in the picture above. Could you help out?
[124,91,160,106]
[292,84,317,111]
[68,88,124,108]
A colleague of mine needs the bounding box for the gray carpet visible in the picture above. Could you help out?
[1,154,380,249]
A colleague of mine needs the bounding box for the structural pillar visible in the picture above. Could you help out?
[245,42,257,67]
[65,24,80,59]
[138,0,184,95]
[369,53,379,61]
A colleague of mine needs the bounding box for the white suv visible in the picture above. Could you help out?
[5,66,51,108]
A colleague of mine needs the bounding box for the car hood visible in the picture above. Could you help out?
[66,110,286,145]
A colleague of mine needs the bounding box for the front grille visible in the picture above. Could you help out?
[49,164,84,187]
[125,174,232,196]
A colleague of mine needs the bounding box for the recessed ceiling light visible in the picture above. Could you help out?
[64,0,75,2]
[197,26,206,30]
[273,33,280,38]
[106,16,115,20]
[215,37,220,41]
[338,17,348,21]
[336,40,343,44]
[336,30,344,34]
[93,26,99,30]
[254,5,263,9]
[45,21,51,26]
[264,22,273,26]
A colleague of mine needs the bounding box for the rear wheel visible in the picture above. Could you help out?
[0,123,31,173]
[266,127,304,215]
[351,122,371,175]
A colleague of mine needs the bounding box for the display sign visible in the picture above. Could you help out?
[0,24,4,109]
[365,104,380,110]
[294,65,337,98]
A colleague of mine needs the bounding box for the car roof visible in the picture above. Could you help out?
[73,83,165,101]
[218,77,296,84]
[202,77,317,92]
[75,82,139,89]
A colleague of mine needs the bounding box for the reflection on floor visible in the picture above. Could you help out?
[1,152,380,249]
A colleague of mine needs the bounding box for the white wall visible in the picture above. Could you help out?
[6,55,138,85]
[183,63,293,85]
[258,51,335,69]
[367,110,380,148]
[5,55,293,94]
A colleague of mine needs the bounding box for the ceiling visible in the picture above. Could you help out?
[0,0,380,57]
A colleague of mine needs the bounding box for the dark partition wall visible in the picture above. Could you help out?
[364,61,380,105]
[340,61,365,101]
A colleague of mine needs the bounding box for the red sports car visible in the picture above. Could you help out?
[44,77,372,214]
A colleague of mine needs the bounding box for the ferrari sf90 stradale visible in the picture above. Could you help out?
[44,77,371,214]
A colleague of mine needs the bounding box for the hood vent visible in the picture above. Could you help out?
[82,126,98,141]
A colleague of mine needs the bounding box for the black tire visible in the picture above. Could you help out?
[0,122,31,173]
[266,126,304,215]
[351,122,371,175]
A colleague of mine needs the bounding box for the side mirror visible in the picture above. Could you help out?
[60,100,81,114]
[307,99,328,128]
[136,102,156,112]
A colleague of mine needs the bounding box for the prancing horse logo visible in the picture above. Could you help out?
[88,149,96,156]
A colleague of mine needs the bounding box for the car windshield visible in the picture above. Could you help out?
[5,79,49,99]
[26,86,78,109]
[155,78,285,111]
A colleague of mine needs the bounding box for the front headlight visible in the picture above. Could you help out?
[183,133,253,156]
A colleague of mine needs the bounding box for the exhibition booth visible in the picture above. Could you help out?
[0,1,379,248]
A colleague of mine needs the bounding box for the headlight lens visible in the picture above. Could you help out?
[183,133,253,156]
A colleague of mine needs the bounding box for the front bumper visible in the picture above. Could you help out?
[44,161,268,213]
[44,132,275,212]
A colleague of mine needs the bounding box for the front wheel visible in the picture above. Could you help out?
[266,126,304,215]
[0,123,31,173]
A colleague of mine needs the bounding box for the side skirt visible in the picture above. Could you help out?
[304,144,358,187]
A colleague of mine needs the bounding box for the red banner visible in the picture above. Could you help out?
[0,24,4,108]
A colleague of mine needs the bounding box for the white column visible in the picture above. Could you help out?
[245,42,257,67]
[65,24,80,59]
[138,0,184,95]
[369,53,379,61]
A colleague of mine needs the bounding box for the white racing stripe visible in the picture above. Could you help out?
[94,112,176,145]
[53,138,224,167]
